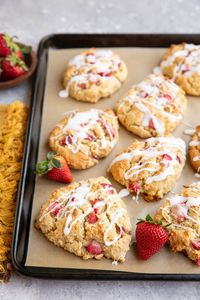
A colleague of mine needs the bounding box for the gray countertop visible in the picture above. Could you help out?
[1,0,200,299]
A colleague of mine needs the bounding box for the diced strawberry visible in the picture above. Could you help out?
[86,240,102,255]
[88,212,97,224]
[192,240,200,250]
[195,259,200,266]
[98,71,112,77]
[80,122,87,127]
[85,133,96,141]
[108,125,116,139]
[78,83,87,89]
[162,154,172,161]
[59,136,66,146]
[92,154,99,160]
[67,135,73,144]
[141,92,149,98]
[129,182,140,193]
[149,118,155,129]
[176,155,182,164]
[93,198,100,214]
[101,183,114,194]
[177,213,185,223]
[50,201,62,217]
[118,62,122,68]
[163,94,172,101]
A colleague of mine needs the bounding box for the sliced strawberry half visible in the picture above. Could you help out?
[88,212,97,224]
[86,240,102,255]
[85,133,96,141]
[192,240,200,250]
[50,201,62,217]
[129,182,140,193]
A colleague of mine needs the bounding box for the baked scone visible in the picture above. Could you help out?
[154,43,200,96]
[59,48,128,103]
[108,136,186,201]
[49,109,119,169]
[115,74,187,138]
[35,177,132,262]
[155,182,200,265]
[188,125,200,174]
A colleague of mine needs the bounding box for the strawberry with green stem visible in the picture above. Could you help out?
[135,214,169,260]
[0,33,31,58]
[35,152,73,184]
[1,53,28,80]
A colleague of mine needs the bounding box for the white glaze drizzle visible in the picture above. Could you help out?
[154,43,200,79]
[118,74,184,135]
[40,180,129,247]
[50,109,118,157]
[118,188,130,198]
[109,137,186,187]
[183,128,195,136]
[59,49,122,98]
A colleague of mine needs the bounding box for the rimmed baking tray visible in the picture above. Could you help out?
[12,34,200,280]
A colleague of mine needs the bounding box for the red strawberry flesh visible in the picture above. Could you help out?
[88,212,97,224]
[162,154,172,161]
[136,221,168,260]
[129,182,140,193]
[50,201,62,217]
[192,240,200,250]
[86,240,102,255]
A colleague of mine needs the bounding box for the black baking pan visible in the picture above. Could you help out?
[12,34,200,280]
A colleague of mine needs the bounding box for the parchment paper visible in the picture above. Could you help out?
[25,47,200,274]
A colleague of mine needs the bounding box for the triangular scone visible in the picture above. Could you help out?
[155,182,200,265]
[35,177,132,262]
[108,136,186,201]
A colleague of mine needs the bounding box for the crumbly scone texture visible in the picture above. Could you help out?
[108,137,186,201]
[188,125,200,173]
[115,74,187,138]
[49,109,119,169]
[35,177,132,262]
[155,182,200,264]
[62,48,128,103]
[155,43,200,96]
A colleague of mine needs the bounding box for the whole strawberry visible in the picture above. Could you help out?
[0,33,14,57]
[1,54,28,80]
[135,214,169,260]
[35,152,73,184]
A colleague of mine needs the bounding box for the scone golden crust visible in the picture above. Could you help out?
[61,48,128,103]
[188,125,200,174]
[154,43,200,96]
[35,177,132,262]
[155,182,200,265]
[108,137,186,201]
[115,74,187,138]
[49,109,119,169]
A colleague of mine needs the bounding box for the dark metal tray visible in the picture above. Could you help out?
[12,34,200,280]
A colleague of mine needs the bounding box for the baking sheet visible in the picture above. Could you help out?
[25,47,200,274]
